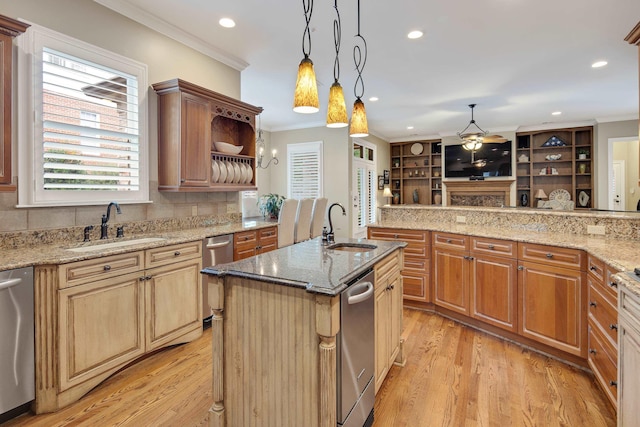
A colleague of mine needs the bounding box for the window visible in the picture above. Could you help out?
[17,24,148,207]
[352,140,376,238]
[287,141,323,199]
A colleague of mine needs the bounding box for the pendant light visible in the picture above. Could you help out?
[326,0,348,128]
[349,0,369,137]
[293,0,319,114]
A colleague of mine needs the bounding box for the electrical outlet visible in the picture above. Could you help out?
[456,215,466,224]
[191,205,198,216]
[226,204,238,214]
[587,225,606,235]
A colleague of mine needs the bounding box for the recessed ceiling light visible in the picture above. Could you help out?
[219,18,236,28]
[407,30,423,39]
[369,96,379,102]
[407,126,414,130]
[591,60,607,68]
[552,111,562,116]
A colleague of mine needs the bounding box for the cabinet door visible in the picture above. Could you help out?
[145,258,202,350]
[433,248,469,315]
[388,274,402,367]
[0,33,11,184]
[518,262,586,357]
[374,285,390,393]
[58,272,145,391]
[471,254,517,332]
[620,323,640,427]
[180,93,211,187]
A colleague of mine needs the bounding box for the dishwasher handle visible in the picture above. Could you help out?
[206,240,231,249]
[347,282,374,305]
[0,277,22,290]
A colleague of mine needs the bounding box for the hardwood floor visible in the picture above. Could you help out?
[5,309,615,426]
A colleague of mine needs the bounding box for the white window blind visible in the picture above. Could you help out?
[352,139,376,237]
[287,141,323,199]
[17,23,149,207]
[42,48,139,191]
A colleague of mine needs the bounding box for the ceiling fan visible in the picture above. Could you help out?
[457,104,507,150]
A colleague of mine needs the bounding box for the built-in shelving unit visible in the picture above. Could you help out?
[516,126,593,209]
[390,140,442,205]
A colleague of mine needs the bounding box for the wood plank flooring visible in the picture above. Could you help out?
[5,309,615,426]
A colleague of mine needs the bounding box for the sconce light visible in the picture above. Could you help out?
[255,117,279,169]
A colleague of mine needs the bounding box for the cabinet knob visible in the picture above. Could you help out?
[609,324,618,331]
[446,239,452,243]
[589,301,597,307]
[517,265,524,271]
[487,244,495,250]
[609,380,618,387]
[145,275,152,281]
[103,265,111,271]
[589,265,597,271]
[609,281,618,288]
[174,251,181,256]
[394,234,399,239]
[545,253,554,258]
[589,349,597,355]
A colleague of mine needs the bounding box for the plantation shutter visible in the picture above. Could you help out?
[287,142,323,199]
[41,47,140,191]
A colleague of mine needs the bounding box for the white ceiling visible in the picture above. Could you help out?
[97,0,640,141]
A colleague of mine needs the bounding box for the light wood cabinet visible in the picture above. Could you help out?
[0,16,29,189]
[389,140,442,205]
[233,226,278,260]
[515,126,594,209]
[433,233,470,315]
[368,227,430,304]
[41,241,203,412]
[518,243,586,358]
[618,282,640,427]
[374,250,404,393]
[153,79,262,192]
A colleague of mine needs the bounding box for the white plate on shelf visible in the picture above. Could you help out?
[225,161,235,183]
[233,162,242,183]
[218,160,227,184]
[246,163,253,184]
[410,143,424,155]
[240,163,249,183]
[211,160,220,183]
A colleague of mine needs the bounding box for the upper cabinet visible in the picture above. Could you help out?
[152,79,263,192]
[515,126,594,209]
[390,140,442,205]
[0,15,29,190]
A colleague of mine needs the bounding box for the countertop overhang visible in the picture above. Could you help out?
[202,237,406,296]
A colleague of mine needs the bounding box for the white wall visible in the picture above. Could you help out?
[613,139,640,210]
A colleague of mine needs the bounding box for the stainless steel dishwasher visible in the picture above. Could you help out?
[0,267,34,420]
[202,234,234,320]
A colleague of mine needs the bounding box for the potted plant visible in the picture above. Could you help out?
[578,148,589,160]
[258,193,285,219]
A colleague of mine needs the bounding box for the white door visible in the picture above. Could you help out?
[612,160,625,211]
[352,140,377,238]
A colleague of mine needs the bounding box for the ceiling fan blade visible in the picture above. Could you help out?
[483,135,508,143]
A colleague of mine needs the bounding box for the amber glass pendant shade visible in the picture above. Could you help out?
[349,98,368,137]
[326,81,348,128]
[293,56,319,114]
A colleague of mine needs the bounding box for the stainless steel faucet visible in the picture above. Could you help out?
[326,202,346,243]
[101,202,122,239]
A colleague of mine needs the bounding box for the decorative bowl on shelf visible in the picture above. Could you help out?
[545,153,562,161]
[213,141,243,155]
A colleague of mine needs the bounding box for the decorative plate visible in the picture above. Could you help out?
[218,160,227,184]
[410,143,424,155]
[548,188,571,202]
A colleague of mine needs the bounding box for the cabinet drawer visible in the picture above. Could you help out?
[234,230,257,247]
[402,272,430,303]
[620,287,640,333]
[588,279,619,345]
[587,255,605,283]
[145,241,202,268]
[517,242,584,270]
[588,322,618,407]
[60,251,144,288]
[433,232,468,251]
[471,237,515,258]
[368,228,429,257]
[603,265,620,304]
[258,226,278,241]
[404,255,429,274]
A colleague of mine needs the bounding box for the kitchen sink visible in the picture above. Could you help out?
[326,243,377,252]
[64,237,167,252]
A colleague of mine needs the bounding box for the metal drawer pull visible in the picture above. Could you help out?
[609,324,618,331]
[609,281,618,288]
[589,301,597,307]
[446,239,452,243]
[589,266,597,271]
[589,349,597,355]
[546,253,553,258]
[487,244,494,250]
[103,265,111,271]
[394,234,399,239]
[174,251,181,256]
[610,380,618,387]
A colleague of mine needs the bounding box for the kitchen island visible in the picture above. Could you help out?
[202,237,405,427]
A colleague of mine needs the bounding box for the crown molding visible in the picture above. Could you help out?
[94,0,248,71]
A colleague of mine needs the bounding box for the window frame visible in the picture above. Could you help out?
[287,141,323,199]
[16,23,149,207]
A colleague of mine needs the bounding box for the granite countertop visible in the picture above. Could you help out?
[0,219,276,271]
[202,237,406,296]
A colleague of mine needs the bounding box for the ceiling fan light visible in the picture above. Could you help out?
[326,81,348,128]
[349,98,369,137]
[462,140,482,151]
[293,56,319,114]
